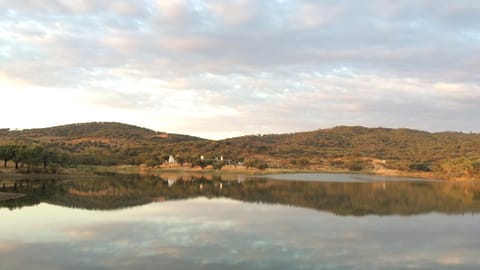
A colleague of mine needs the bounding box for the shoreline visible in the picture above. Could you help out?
[77,165,477,182]
[0,165,478,182]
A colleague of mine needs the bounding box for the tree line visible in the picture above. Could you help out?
[0,143,270,172]
[0,144,65,171]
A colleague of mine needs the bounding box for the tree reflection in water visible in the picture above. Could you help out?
[1,173,480,215]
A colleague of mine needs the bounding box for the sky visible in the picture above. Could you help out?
[0,0,479,139]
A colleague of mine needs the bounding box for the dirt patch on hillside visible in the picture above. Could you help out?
[68,137,115,144]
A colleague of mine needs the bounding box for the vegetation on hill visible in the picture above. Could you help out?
[1,123,480,180]
[0,122,206,167]
[2,122,202,143]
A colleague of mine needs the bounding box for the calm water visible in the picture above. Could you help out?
[1,173,480,270]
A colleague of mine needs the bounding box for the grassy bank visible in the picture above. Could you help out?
[65,164,450,181]
[0,163,476,182]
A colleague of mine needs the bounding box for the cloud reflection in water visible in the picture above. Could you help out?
[0,197,479,269]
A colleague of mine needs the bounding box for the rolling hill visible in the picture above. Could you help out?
[1,122,480,180]
[0,122,204,144]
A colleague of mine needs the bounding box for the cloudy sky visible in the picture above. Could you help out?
[1,0,479,139]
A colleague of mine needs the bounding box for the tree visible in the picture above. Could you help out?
[24,146,44,167]
[409,162,431,172]
[11,145,27,169]
[194,159,213,170]
[298,159,310,168]
[40,147,57,168]
[245,158,268,170]
[185,156,194,167]
[196,159,208,170]
[212,161,225,170]
[0,145,15,168]
[162,155,170,163]
[176,156,186,166]
[145,159,159,168]
[347,159,365,171]
[290,158,310,168]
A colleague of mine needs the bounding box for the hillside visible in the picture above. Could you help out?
[223,126,480,163]
[161,126,480,179]
[1,123,480,180]
[1,122,204,144]
[0,122,207,166]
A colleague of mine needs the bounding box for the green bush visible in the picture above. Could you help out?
[47,163,60,173]
[212,161,226,170]
[347,160,365,171]
[245,159,268,170]
[330,160,345,168]
[409,163,431,172]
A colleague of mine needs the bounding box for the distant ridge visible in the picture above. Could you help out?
[22,122,156,137]
[7,122,206,142]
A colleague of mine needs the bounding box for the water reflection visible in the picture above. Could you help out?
[1,173,480,215]
[1,173,480,269]
[1,199,479,270]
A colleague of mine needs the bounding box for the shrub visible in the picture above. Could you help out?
[409,163,431,172]
[212,161,226,170]
[330,160,345,168]
[347,160,365,171]
[245,158,269,170]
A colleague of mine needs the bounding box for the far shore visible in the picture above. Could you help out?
[0,164,478,182]
[92,164,455,181]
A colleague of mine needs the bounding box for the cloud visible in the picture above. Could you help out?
[0,0,479,137]
[0,242,19,252]
[437,256,462,265]
[64,228,96,240]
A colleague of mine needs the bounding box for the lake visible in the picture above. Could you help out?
[1,173,480,269]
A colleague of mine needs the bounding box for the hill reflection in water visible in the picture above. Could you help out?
[1,173,480,215]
